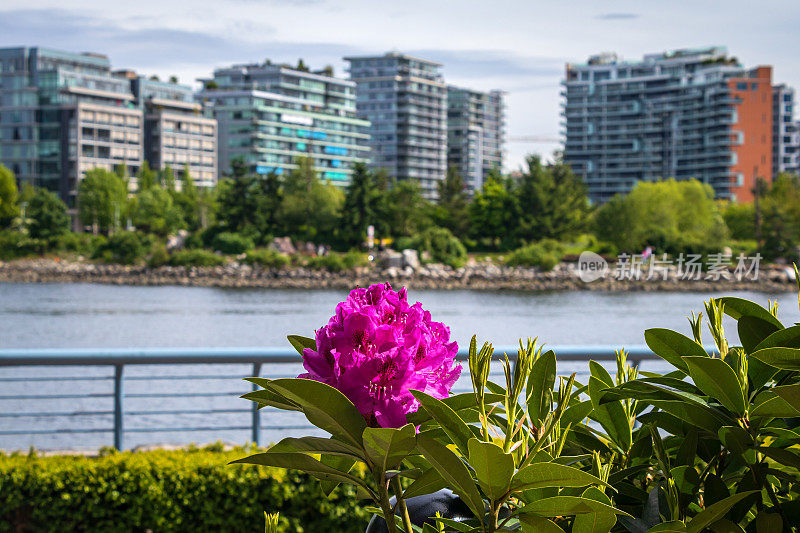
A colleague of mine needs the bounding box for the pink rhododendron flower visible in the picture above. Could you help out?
[298,283,461,427]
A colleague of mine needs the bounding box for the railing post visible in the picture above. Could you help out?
[113,364,124,450]
[251,362,262,447]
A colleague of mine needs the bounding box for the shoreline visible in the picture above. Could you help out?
[0,258,795,293]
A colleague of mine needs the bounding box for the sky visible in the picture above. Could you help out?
[2,0,800,171]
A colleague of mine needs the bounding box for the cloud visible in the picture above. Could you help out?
[595,13,640,20]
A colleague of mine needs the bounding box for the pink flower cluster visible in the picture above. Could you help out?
[299,283,461,427]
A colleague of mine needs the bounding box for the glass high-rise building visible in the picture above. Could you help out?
[199,61,370,185]
[0,47,144,205]
[772,84,799,176]
[563,47,775,203]
[345,53,447,198]
[446,86,505,192]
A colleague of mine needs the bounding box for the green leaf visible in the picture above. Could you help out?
[240,387,301,411]
[645,328,707,371]
[467,438,514,501]
[589,360,614,388]
[231,451,367,489]
[511,462,610,492]
[261,378,367,448]
[589,376,632,451]
[749,392,800,418]
[755,512,782,533]
[402,467,448,500]
[527,350,556,424]
[319,454,356,496]
[648,522,687,532]
[415,432,485,520]
[738,316,780,354]
[518,495,626,517]
[716,297,783,329]
[754,324,800,351]
[562,400,593,428]
[757,446,800,469]
[709,519,746,533]
[287,334,316,355]
[411,390,474,456]
[362,423,416,471]
[685,491,760,533]
[266,436,364,460]
[718,426,753,456]
[519,514,565,532]
[572,487,616,533]
[751,347,800,371]
[682,356,746,415]
[648,400,727,434]
[407,392,504,425]
[772,384,800,412]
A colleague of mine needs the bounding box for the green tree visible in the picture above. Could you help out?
[515,155,589,242]
[761,173,800,259]
[217,171,281,241]
[723,201,756,241]
[173,164,202,231]
[432,166,470,238]
[468,175,518,249]
[341,162,381,247]
[161,165,176,192]
[133,185,185,237]
[594,178,729,254]
[279,157,343,242]
[0,164,20,227]
[136,161,157,191]
[77,168,128,234]
[21,186,69,239]
[384,179,431,238]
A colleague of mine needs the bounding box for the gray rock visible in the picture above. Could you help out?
[401,249,420,270]
[379,250,403,269]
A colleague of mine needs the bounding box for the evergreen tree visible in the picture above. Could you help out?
[468,174,517,249]
[385,179,430,238]
[137,161,157,191]
[21,186,70,239]
[515,155,590,242]
[341,162,380,247]
[433,166,470,238]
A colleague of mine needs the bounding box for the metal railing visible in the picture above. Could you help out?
[0,345,659,451]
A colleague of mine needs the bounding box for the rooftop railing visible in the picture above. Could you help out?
[0,346,661,451]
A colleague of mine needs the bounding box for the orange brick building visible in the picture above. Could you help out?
[728,66,773,202]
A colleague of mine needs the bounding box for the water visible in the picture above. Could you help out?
[1,283,798,450]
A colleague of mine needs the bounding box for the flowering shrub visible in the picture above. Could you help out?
[299,283,461,427]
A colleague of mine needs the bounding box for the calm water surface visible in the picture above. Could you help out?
[1,283,797,450]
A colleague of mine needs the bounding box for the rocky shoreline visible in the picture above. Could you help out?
[0,258,795,293]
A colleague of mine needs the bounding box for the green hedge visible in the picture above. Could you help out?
[244,248,290,269]
[0,445,370,532]
[168,249,226,267]
[505,239,565,270]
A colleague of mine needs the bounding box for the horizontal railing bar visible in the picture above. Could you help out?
[124,392,245,398]
[125,408,250,416]
[0,428,112,435]
[0,410,113,418]
[0,376,112,382]
[0,393,113,400]
[125,375,262,381]
[124,425,314,433]
[0,345,669,367]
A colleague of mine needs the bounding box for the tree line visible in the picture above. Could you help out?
[2,155,800,266]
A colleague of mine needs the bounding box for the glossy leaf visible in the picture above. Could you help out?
[648,522,687,532]
[518,495,625,517]
[511,462,610,492]
[754,325,800,351]
[572,487,616,533]
[411,390,474,456]
[406,392,504,425]
[772,383,800,412]
[738,316,779,354]
[231,451,367,489]
[266,436,364,460]
[716,297,783,329]
[589,376,632,451]
[287,334,316,355]
[756,446,800,469]
[241,386,301,411]
[402,466,448,500]
[645,328,707,371]
[527,350,556,424]
[261,378,367,448]
[718,426,753,456]
[415,432,485,520]
[750,347,800,371]
[519,514,565,532]
[709,519,746,533]
[682,356,746,415]
[362,423,416,471]
[467,438,514,501]
[755,512,782,533]
[685,491,759,533]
